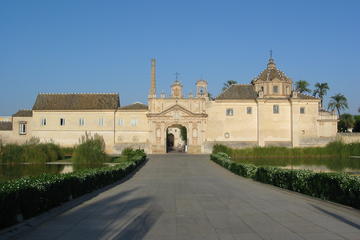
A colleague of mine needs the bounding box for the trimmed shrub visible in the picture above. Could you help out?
[211,152,360,210]
[0,149,146,229]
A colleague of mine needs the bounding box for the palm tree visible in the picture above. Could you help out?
[222,80,237,91]
[327,93,349,116]
[295,80,311,94]
[313,82,329,108]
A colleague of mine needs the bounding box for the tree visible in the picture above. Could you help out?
[353,114,360,132]
[313,82,329,108]
[208,92,215,100]
[327,93,349,116]
[294,80,311,94]
[339,114,354,131]
[353,119,360,132]
[222,80,237,91]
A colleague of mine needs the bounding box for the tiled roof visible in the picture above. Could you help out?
[12,110,33,117]
[119,102,148,110]
[252,58,291,83]
[32,93,120,110]
[0,121,12,131]
[216,84,258,100]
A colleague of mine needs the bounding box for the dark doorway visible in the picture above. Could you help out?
[166,133,175,152]
[166,125,187,153]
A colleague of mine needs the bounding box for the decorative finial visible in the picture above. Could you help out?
[267,50,276,69]
[174,72,180,81]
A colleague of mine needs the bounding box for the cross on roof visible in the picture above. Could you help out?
[174,72,180,81]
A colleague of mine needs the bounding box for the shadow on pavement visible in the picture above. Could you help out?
[310,204,360,230]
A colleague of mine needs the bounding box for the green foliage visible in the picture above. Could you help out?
[222,80,237,91]
[180,126,187,143]
[61,147,75,157]
[211,152,360,209]
[0,150,146,229]
[0,143,63,164]
[340,114,355,130]
[212,142,360,160]
[313,82,329,108]
[328,93,348,116]
[295,80,311,94]
[72,134,106,164]
[353,118,360,132]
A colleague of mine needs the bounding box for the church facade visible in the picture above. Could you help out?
[0,57,338,154]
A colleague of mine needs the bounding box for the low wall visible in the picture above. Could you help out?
[298,137,336,147]
[337,133,360,144]
[113,143,148,154]
[204,141,258,153]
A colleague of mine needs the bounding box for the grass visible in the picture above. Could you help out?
[213,141,360,160]
[0,143,64,164]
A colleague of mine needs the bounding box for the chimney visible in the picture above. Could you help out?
[149,58,156,97]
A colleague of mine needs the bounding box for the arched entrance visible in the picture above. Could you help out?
[166,124,187,153]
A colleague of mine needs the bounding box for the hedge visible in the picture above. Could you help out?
[0,151,146,229]
[211,152,360,209]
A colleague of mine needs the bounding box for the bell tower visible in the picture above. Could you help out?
[171,80,183,98]
[196,79,208,97]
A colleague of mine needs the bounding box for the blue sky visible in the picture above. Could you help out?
[0,0,359,115]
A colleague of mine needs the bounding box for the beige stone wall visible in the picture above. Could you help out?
[29,111,115,152]
[148,97,206,114]
[337,133,360,144]
[206,100,257,142]
[114,110,149,153]
[291,100,321,146]
[258,100,292,146]
[0,117,33,144]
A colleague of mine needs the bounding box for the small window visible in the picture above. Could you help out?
[41,118,47,126]
[247,107,252,114]
[300,107,305,114]
[130,119,138,126]
[117,119,124,126]
[273,105,279,114]
[226,108,234,116]
[19,122,27,135]
[98,118,104,126]
[79,118,85,126]
[273,86,279,94]
[60,118,65,126]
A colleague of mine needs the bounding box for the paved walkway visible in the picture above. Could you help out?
[5,154,360,240]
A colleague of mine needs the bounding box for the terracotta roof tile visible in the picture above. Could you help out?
[12,110,33,117]
[216,84,258,100]
[32,93,120,110]
[0,121,12,131]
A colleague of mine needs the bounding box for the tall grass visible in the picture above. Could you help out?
[72,134,107,164]
[213,141,360,160]
[0,143,63,164]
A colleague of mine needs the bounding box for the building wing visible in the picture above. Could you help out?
[32,93,120,110]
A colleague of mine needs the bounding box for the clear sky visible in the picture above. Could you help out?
[0,0,359,115]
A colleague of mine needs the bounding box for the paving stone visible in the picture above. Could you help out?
[4,154,360,240]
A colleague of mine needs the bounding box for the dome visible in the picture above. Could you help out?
[252,58,291,83]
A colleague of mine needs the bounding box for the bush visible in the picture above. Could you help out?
[211,152,360,210]
[72,134,107,164]
[0,149,146,229]
[0,143,63,164]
